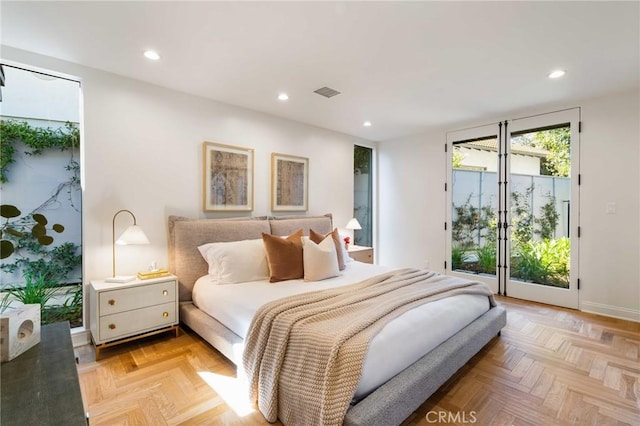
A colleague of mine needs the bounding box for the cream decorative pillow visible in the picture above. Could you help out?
[302,234,340,282]
[197,239,269,284]
[262,229,304,282]
[309,228,345,270]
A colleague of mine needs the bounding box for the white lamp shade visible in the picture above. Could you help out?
[116,225,150,245]
[345,218,362,230]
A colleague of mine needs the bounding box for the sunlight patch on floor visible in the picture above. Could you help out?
[198,371,254,417]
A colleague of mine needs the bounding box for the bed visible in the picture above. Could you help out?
[168,214,506,426]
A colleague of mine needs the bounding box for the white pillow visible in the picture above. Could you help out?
[197,239,269,284]
[302,235,340,282]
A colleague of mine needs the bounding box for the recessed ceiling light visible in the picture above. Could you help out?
[548,69,566,79]
[144,50,160,61]
[278,93,289,101]
[363,121,372,127]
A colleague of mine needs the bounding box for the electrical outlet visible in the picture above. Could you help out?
[606,202,616,214]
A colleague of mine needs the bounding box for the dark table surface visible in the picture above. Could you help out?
[1,321,87,425]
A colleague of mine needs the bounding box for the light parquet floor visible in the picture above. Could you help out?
[75,297,640,425]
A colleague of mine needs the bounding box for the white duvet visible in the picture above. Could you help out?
[192,262,490,399]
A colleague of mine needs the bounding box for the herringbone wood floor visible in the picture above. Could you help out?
[76,297,640,425]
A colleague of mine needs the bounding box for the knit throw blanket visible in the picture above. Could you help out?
[243,268,496,425]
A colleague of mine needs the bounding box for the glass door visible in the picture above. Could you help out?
[447,109,580,309]
[505,109,580,308]
[447,123,501,295]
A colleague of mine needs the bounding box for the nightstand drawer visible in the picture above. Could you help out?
[349,247,374,264]
[99,280,176,315]
[99,302,177,341]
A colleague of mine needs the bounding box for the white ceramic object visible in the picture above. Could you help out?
[0,304,41,362]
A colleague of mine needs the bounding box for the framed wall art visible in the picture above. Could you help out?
[202,142,254,212]
[271,153,308,211]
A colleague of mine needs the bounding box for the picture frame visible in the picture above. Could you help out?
[271,153,309,212]
[202,142,254,212]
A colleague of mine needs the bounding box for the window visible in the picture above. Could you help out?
[354,145,373,247]
[0,64,83,327]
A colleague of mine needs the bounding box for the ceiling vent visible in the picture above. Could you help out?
[313,86,341,98]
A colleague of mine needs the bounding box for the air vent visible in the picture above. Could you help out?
[313,86,341,98]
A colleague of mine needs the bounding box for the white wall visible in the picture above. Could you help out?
[379,89,640,322]
[378,129,446,271]
[2,47,366,284]
[578,91,640,320]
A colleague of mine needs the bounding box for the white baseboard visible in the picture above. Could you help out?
[71,328,91,347]
[580,301,640,323]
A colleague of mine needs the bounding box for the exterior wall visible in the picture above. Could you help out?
[457,147,542,175]
[379,89,640,322]
[1,67,82,285]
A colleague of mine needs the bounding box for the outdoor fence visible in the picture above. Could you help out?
[452,169,570,248]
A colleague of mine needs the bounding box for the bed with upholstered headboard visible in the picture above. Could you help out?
[168,214,335,363]
[167,213,506,426]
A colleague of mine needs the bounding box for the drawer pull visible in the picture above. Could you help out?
[108,299,116,306]
[108,324,116,330]
[163,312,169,318]
[163,290,168,296]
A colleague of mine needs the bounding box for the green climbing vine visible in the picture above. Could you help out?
[0,120,80,183]
[1,118,83,326]
[0,119,82,282]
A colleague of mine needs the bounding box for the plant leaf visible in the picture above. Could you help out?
[33,213,48,225]
[32,224,46,238]
[0,240,14,259]
[6,227,25,238]
[0,204,21,218]
[52,224,65,233]
[38,236,54,246]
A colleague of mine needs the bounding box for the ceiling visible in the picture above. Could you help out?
[1,1,638,142]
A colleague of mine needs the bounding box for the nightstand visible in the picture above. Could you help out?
[89,275,179,359]
[348,245,374,264]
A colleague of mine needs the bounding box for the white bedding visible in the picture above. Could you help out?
[192,262,490,398]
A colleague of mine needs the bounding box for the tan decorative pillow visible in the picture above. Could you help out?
[262,229,304,282]
[309,228,345,270]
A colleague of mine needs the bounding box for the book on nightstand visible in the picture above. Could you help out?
[137,269,170,280]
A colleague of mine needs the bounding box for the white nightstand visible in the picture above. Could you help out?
[348,245,374,264]
[89,275,179,359]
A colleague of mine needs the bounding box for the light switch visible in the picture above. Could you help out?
[606,202,616,214]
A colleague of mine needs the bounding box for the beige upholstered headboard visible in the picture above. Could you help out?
[168,214,333,301]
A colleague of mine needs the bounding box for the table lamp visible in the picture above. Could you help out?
[105,209,150,283]
[345,217,362,248]
[345,217,362,231]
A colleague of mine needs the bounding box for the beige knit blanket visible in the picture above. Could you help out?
[243,268,496,425]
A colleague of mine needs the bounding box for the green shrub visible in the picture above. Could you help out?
[451,246,469,270]
[452,195,496,249]
[0,292,12,313]
[511,185,535,246]
[6,272,58,308]
[41,284,82,326]
[476,244,497,274]
[535,196,560,239]
[511,238,570,288]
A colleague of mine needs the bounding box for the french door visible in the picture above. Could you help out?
[447,108,580,309]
